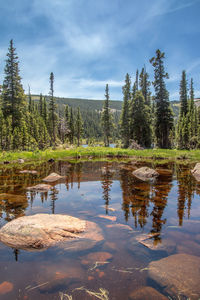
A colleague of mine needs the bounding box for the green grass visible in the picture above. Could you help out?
[0,147,200,164]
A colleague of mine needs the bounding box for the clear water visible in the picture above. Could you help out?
[0,160,200,299]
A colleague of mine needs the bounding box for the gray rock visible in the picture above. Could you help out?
[191,163,200,181]
[18,159,24,164]
[148,254,200,299]
[27,184,52,192]
[42,172,64,182]
[132,167,159,181]
[19,170,37,174]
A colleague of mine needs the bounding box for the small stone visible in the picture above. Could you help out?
[106,224,133,231]
[88,276,94,280]
[98,215,117,222]
[27,184,52,192]
[98,271,105,278]
[19,170,37,175]
[42,172,64,182]
[132,167,159,181]
[18,159,24,163]
[0,281,13,295]
[129,286,168,300]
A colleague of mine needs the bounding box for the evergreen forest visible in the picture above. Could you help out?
[0,40,199,151]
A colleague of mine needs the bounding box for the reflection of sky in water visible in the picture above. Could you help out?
[0,161,200,299]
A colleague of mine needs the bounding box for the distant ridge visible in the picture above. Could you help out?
[30,95,122,112]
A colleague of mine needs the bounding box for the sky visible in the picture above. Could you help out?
[0,0,200,101]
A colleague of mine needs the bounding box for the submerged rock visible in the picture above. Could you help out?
[98,215,117,221]
[135,233,176,254]
[27,184,52,192]
[191,163,200,181]
[81,251,112,266]
[129,286,168,300]
[148,254,200,299]
[0,281,13,295]
[0,214,104,252]
[132,167,159,181]
[42,172,64,182]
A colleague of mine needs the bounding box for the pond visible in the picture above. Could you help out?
[0,160,200,299]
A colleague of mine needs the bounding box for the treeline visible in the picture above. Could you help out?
[102,49,200,149]
[0,40,199,151]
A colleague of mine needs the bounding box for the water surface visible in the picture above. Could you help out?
[0,160,200,299]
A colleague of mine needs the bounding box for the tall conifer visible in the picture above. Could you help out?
[120,73,131,148]
[101,84,113,147]
[150,49,174,148]
[2,39,27,131]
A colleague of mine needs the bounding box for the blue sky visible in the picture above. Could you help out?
[0,0,200,100]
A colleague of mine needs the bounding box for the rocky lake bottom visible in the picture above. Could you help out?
[0,159,200,299]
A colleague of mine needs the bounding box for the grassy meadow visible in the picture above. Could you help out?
[0,147,200,164]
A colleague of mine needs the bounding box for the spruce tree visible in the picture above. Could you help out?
[176,71,189,149]
[179,70,188,117]
[101,84,113,147]
[39,93,43,116]
[69,107,74,144]
[2,39,27,131]
[120,73,131,148]
[150,49,174,148]
[139,67,151,106]
[48,72,57,146]
[75,107,83,146]
[129,91,151,147]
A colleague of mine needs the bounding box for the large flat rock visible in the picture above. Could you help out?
[148,254,200,299]
[0,214,103,251]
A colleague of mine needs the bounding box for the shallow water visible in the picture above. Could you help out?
[0,160,200,299]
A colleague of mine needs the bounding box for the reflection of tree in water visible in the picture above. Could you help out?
[0,194,28,222]
[76,163,83,189]
[120,166,173,241]
[101,164,113,214]
[13,248,19,261]
[176,164,196,225]
[149,171,173,241]
[120,169,151,226]
[49,187,59,214]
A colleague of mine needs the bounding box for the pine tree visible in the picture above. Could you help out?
[132,70,139,99]
[48,72,57,146]
[176,71,189,149]
[150,49,174,148]
[188,78,198,148]
[64,104,70,142]
[139,67,151,105]
[2,40,27,131]
[101,84,113,147]
[179,70,188,117]
[69,107,74,144]
[39,93,43,116]
[120,73,131,148]
[129,91,151,147]
[75,107,83,146]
